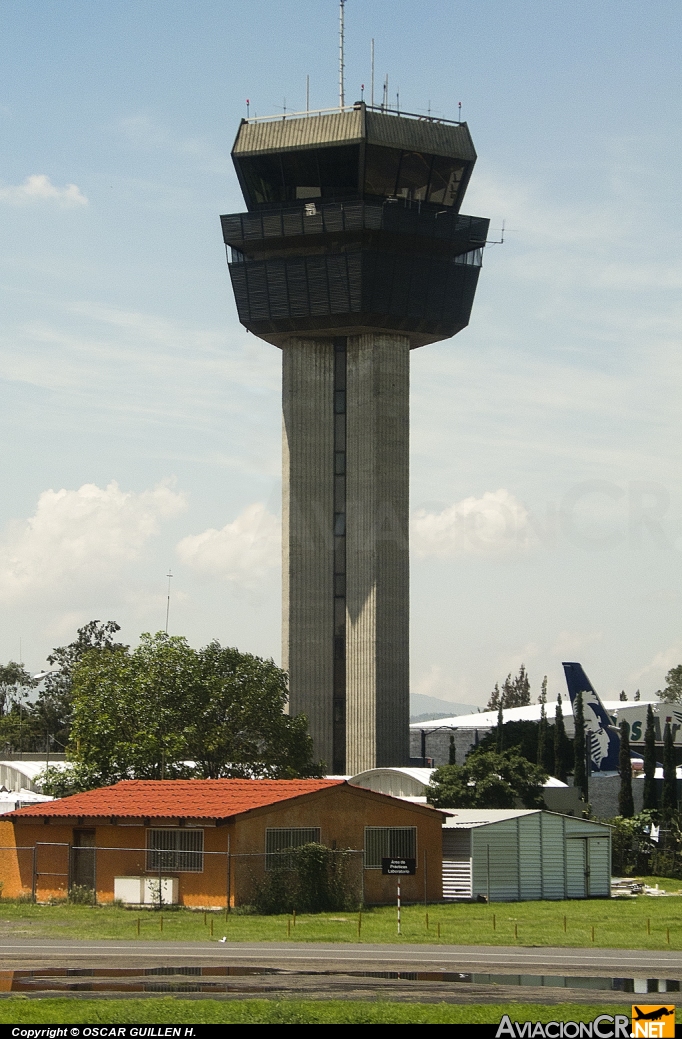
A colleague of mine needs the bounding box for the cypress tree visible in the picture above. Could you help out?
[642,704,658,811]
[448,734,456,765]
[554,694,569,783]
[662,722,677,819]
[618,720,634,817]
[537,706,546,775]
[573,691,588,801]
[496,701,504,754]
[537,676,547,769]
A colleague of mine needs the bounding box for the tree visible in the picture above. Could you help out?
[642,704,658,811]
[488,683,502,711]
[34,620,127,750]
[448,734,456,765]
[634,689,641,702]
[43,632,323,794]
[473,719,541,765]
[537,676,548,773]
[573,691,588,801]
[0,663,40,753]
[486,666,531,711]
[553,694,572,783]
[496,701,504,754]
[619,690,627,702]
[659,665,682,704]
[618,720,634,818]
[427,750,547,811]
[661,722,677,819]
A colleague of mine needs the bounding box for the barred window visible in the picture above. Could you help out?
[146,828,204,873]
[265,827,320,870]
[364,827,417,869]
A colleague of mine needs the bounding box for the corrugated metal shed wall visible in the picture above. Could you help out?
[469,813,611,901]
[519,813,542,899]
[471,819,520,901]
[539,813,567,900]
[234,110,364,156]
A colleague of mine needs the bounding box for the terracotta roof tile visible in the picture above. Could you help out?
[8,778,344,820]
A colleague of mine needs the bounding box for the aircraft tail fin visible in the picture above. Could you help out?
[562,662,621,772]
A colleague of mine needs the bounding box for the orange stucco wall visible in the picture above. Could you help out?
[0,786,443,906]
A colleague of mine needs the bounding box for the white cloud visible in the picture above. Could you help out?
[631,642,682,685]
[0,174,88,207]
[412,489,530,558]
[550,630,604,658]
[176,503,280,586]
[0,481,185,602]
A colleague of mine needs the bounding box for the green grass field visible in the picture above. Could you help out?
[0,998,647,1025]
[1,889,682,947]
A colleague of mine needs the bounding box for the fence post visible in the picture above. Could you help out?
[31,845,37,902]
[423,849,427,905]
[361,849,365,908]
[226,833,231,914]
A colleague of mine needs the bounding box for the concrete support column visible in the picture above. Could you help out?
[282,338,334,768]
[346,333,410,772]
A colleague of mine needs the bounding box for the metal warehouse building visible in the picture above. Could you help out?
[442,809,611,901]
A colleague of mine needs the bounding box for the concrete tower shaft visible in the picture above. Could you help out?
[282,333,409,773]
[221,103,488,773]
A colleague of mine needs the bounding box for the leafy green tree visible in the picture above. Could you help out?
[34,620,126,749]
[659,665,682,704]
[573,691,588,801]
[448,734,456,765]
[662,722,678,818]
[42,632,322,794]
[642,704,658,811]
[496,701,504,753]
[486,666,531,711]
[618,720,634,818]
[473,719,541,764]
[619,690,627,701]
[0,662,40,752]
[553,694,572,783]
[634,689,641,702]
[427,750,547,810]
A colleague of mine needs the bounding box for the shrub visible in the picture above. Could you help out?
[250,843,359,914]
[68,884,96,905]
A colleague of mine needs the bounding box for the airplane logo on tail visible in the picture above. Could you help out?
[562,662,621,772]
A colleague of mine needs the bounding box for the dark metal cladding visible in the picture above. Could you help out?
[221,103,489,347]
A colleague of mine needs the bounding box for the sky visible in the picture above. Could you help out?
[1,0,681,709]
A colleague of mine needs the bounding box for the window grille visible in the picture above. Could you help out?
[364,827,417,869]
[146,829,204,873]
[265,827,320,870]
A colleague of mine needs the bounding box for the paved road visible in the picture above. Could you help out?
[2,939,682,977]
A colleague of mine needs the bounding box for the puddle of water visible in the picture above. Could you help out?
[0,967,680,995]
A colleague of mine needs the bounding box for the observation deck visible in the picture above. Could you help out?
[221,103,489,348]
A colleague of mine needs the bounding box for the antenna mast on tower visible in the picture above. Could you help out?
[339,0,345,108]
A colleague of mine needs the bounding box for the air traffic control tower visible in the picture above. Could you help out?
[221,102,489,774]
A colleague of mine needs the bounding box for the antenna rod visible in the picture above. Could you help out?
[339,0,345,108]
[371,38,374,107]
[306,74,310,113]
[165,570,172,634]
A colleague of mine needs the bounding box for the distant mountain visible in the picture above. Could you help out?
[409,693,479,723]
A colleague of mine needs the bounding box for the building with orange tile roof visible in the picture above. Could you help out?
[0,778,444,907]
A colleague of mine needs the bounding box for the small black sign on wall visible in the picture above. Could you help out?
[382,857,416,875]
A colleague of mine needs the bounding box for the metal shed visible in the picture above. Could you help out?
[442,809,611,902]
